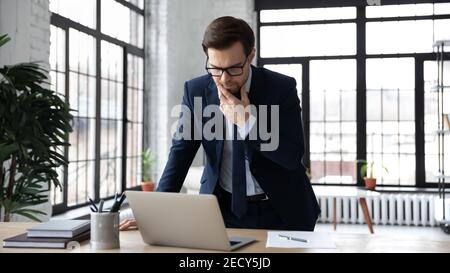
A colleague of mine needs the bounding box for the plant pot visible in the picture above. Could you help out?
[364,177,377,190]
[141,182,155,192]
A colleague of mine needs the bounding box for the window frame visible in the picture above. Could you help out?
[256,0,450,189]
[50,0,145,214]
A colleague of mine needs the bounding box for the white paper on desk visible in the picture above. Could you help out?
[266,231,336,249]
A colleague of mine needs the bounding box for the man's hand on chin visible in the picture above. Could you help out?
[218,83,251,128]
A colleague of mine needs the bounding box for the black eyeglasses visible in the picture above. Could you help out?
[205,57,248,77]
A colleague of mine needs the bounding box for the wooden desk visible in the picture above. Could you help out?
[1,222,450,253]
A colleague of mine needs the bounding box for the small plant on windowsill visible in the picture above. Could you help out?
[141,149,156,192]
[357,160,389,190]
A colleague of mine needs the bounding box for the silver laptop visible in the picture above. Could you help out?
[125,191,255,251]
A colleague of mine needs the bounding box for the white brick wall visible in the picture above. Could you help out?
[0,0,52,221]
[0,0,50,70]
[144,0,256,182]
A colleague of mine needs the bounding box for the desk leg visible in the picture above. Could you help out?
[359,197,374,234]
[333,197,337,231]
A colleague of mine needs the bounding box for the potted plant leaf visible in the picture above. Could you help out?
[0,34,73,222]
[141,148,156,192]
[357,160,389,190]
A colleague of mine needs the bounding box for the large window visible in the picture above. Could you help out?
[366,58,416,186]
[260,23,356,57]
[424,60,450,183]
[49,0,144,213]
[309,60,357,184]
[257,1,450,188]
[126,55,144,189]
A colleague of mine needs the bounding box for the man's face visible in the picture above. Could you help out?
[207,42,255,95]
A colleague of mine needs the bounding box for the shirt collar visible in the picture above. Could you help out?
[244,66,252,93]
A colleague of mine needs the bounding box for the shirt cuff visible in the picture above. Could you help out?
[237,114,257,139]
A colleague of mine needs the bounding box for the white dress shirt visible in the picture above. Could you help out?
[218,69,264,196]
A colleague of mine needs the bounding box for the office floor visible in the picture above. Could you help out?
[315,223,450,241]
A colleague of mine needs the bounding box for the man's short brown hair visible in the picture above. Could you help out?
[202,16,255,56]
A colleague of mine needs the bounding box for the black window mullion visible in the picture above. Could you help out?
[256,10,261,62]
[76,64,81,203]
[122,49,129,193]
[260,56,355,64]
[366,14,450,22]
[356,5,366,187]
[260,19,356,27]
[115,0,144,15]
[416,57,426,188]
[367,53,436,59]
[255,0,449,10]
[63,27,70,209]
[94,0,102,202]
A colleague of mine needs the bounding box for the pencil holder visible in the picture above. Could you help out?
[90,212,120,250]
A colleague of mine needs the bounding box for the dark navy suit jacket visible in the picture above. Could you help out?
[157,66,320,231]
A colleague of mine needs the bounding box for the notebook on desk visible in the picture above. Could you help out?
[26,219,90,238]
[3,230,90,249]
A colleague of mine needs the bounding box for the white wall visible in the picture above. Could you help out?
[0,0,51,68]
[145,0,256,182]
[0,0,52,221]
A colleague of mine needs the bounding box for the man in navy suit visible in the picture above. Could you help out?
[120,16,319,231]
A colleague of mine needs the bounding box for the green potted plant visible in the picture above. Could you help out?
[357,160,389,190]
[0,34,73,222]
[141,148,156,192]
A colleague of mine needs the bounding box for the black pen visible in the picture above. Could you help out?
[119,193,126,203]
[89,198,98,212]
[110,193,126,213]
[110,196,119,213]
[115,193,126,212]
[98,200,104,213]
[278,234,309,243]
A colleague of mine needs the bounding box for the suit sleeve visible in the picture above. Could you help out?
[156,82,201,192]
[246,78,305,170]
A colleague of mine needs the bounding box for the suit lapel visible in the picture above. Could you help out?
[248,65,264,106]
[247,66,264,165]
[205,78,224,169]
[206,78,220,106]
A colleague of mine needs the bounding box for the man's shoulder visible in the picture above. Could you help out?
[255,66,297,89]
[185,74,211,93]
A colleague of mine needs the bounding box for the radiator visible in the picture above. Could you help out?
[316,194,439,227]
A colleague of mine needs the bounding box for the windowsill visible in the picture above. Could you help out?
[371,186,450,194]
[311,183,450,194]
[52,205,92,220]
[52,199,130,220]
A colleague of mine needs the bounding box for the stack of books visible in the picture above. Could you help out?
[3,219,91,249]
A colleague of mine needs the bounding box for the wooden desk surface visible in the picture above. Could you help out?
[1,222,450,253]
